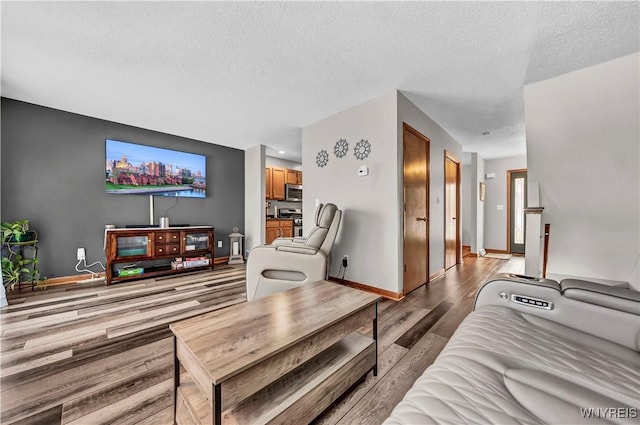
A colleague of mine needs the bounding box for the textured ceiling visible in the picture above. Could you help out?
[2,2,638,162]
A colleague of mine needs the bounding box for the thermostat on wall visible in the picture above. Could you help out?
[358,165,369,176]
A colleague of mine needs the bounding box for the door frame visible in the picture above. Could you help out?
[402,122,430,295]
[506,168,528,254]
[444,151,461,268]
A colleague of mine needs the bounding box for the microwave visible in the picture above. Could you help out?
[285,184,302,201]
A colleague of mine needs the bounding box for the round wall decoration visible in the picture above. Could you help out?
[353,139,371,160]
[334,138,349,158]
[316,149,329,167]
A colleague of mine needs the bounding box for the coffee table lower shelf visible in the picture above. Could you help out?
[176,332,375,425]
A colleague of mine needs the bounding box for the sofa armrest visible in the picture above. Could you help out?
[475,273,640,350]
[475,274,561,307]
[561,279,640,315]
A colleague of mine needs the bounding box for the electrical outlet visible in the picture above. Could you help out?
[217,240,223,248]
[342,255,349,267]
[77,247,86,261]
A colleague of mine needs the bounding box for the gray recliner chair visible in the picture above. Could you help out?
[246,203,342,301]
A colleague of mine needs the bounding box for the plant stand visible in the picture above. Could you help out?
[2,240,39,291]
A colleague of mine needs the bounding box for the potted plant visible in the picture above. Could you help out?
[1,256,23,289]
[1,220,45,290]
[1,220,37,243]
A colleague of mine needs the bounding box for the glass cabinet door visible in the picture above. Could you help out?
[116,235,149,257]
[184,232,209,252]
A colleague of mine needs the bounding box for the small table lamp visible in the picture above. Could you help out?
[228,227,245,264]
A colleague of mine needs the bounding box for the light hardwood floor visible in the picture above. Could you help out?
[1,257,505,425]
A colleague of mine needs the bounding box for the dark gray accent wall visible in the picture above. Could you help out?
[1,98,244,278]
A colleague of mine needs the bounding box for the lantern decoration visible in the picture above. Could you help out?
[228,227,244,264]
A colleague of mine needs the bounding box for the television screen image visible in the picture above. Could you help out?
[106,139,206,198]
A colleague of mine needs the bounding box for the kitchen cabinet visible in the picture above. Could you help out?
[286,169,303,185]
[267,167,302,200]
[265,167,286,200]
[285,169,297,184]
[105,226,214,285]
[265,168,273,200]
[265,219,293,245]
[272,167,286,200]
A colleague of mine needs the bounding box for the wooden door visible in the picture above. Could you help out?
[272,168,286,200]
[403,123,430,294]
[296,171,303,185]
[285,169,298,184]
[265,168,273,199]
[445,152,461,269]
[508,169,528,254]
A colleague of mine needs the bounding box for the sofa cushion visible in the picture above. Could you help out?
[384,306,640,425]
[384,356,542,424]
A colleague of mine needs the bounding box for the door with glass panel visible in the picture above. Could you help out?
[508,170,527,254]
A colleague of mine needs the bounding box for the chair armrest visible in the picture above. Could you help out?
[271,238,294,246]
[277,245,319,255]
[561,279,640,315]
[271,237,307,246]
[247,245,326,274]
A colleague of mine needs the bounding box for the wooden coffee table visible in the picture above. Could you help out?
[169,280,381,425]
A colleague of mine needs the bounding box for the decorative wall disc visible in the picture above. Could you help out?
[316,149,329,167]
[334,138,349,158]
[354,139,371,160]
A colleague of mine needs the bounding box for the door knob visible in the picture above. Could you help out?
[416,217,428,222]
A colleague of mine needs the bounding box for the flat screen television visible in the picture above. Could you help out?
[106,139,206,198]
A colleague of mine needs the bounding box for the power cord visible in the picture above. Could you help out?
[339,257,348,283]
[75,257,106,279]
[164,197,179,217]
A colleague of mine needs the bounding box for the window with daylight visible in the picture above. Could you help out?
[514,177,525,244]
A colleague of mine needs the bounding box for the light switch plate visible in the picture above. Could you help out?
[217,241,223,248]
[497,205,504,210]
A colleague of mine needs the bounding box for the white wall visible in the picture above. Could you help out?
[302,91,399,292]
[301,91,463,293]
[397,93,464,276]
[244,145,266,254]
[484,155,527,251]
[265,156,302,171]
[524,52,640,282]
[461,164,472,246]
[470,153,486,254]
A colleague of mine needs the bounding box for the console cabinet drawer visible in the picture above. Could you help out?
[155,244,180,256]
[155,232,180,243]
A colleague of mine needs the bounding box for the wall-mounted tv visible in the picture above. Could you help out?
[106,139,206,198]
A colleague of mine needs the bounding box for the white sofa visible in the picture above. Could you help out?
[384,274,640,425]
